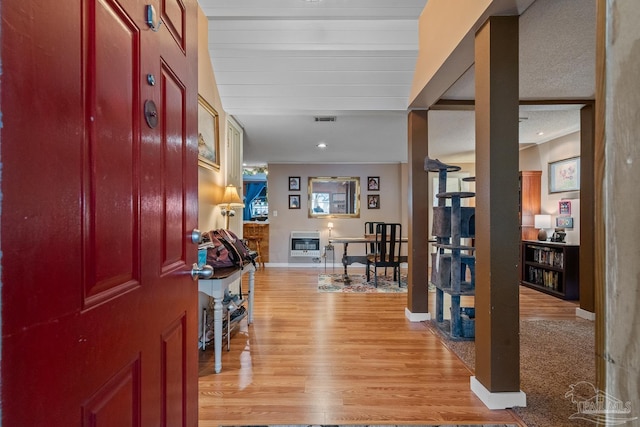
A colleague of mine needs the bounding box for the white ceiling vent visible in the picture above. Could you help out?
[314,116,337,122]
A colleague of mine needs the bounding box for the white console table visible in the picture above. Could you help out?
[198,263,255,373]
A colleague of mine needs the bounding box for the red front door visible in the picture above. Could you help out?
[1,0,199,425]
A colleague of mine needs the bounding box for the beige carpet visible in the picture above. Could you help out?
[427,318,596,427]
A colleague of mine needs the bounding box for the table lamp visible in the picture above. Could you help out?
[326,222,334,250]
[534,214,552,241]
[219,184,244,229]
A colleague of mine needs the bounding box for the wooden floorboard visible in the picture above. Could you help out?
[198,267,579,426]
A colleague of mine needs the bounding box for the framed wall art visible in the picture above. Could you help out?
[558,200,572,215]
[289,194,301,209]
[367,194,380,209]
[556,216,574,228]
[549,156,580,193]
[289,176,301,191]
[197,95,220,170]
[367,176,380,191]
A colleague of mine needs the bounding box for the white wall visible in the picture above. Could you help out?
[520,131,581,243]
[267,163,406,264]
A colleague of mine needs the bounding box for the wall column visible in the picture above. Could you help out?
[471,16,526,409]
[406,110,430,321]
[579,104,596,317]
[602,0,640,414]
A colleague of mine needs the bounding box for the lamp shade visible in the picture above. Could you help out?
[220,184,243,206]
[327,222,334,229]
[534,214,552,229]
[534,214,552,241]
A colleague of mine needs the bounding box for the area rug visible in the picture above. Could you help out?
[427,318,596,427]
[318,273,407,293]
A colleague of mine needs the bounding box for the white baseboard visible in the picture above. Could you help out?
[405,307,431,322]
[470,376,527,409]
[576,307,596,321]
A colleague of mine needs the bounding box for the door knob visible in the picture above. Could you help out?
[191,263,213,280]
[191,229,204,244]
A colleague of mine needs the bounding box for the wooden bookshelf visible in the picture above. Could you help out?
[521,240,579,300]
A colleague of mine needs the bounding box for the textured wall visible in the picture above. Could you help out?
[604,0,640,417]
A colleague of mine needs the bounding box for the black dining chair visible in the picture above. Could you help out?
[366,223,403,287]
[364,221,385,257]
[364,221,386,278]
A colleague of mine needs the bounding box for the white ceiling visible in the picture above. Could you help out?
[199,0,596,166]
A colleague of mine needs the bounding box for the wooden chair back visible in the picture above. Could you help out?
[374,223,402,264]
[364,221,385,255]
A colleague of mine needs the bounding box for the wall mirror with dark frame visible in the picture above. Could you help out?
[308,176,360,218]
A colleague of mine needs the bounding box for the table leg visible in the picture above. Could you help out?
[341,242,351,283]
[213,295,223,374]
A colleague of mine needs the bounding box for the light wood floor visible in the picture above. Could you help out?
[198,267,580,426]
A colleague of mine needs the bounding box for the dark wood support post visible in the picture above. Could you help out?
[579,104,595,315]
[406,110,430,320]
[472,16,525,407]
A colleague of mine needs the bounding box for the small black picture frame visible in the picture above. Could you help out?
[289,194,301,209]
[367,194,380,209]
[289,176,300,191]
[367,176,380,191]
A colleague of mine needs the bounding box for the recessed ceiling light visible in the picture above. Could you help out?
[316,143,327,149]
[537,131,545,136]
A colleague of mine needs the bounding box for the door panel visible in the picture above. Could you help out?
[161,64,188,273]
[86,0,141,306]
[1,0,199,424]
[82,358,142,426]
[161,315,188,426]
[163,0,187,50]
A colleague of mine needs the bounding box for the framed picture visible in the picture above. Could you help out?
[367,194,380,209]
[548,156,580,193]
[289,176,300,191]
[558,200,572,215]
[556,216,574,228]
[197,95,220,170]
[367,176,380,191]
[289,194,301,209]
